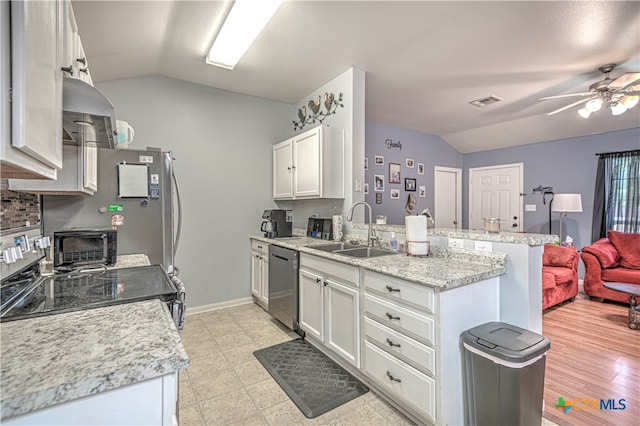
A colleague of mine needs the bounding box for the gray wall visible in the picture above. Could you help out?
[365,121,462,224]
[462,127,640,251]
[96,76,292,308]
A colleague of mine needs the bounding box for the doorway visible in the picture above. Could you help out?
[469,163,523,232]
[434,166,462,229]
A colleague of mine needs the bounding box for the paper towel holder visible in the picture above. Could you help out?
[405,240,430,257]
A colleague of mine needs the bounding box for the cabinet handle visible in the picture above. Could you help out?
[386,338,401,348]
[291,165,296,170]
[385,312,400,320]
[61,65,74,76]
[323,281,328,287]
[287,166,292,171]
[76,57,86,65]
[386,371,402,383]
[79,67,89,74]
[316,278,322,283]
[385,285,400,293]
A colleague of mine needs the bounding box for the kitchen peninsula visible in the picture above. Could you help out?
[250,233,509,425]
[0,299,189,425]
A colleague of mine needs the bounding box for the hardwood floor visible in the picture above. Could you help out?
[542,291,640,425]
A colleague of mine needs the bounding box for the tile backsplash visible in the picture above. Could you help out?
[1,179,40,231]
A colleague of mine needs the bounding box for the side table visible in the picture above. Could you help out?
[603,282,640,330]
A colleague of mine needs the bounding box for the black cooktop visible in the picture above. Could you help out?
[0,265,177,322]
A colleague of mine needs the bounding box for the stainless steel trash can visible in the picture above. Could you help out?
[461,321,551,426]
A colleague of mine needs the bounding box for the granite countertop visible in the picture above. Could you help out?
[0,299,190,420]
[353,224,558,246]
[251,235,507,289]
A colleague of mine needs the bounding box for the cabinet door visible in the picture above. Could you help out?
[273,139,293,199]
[10,0,63,169]
[299,268,324,341]
[325,279,360,367]
[293,127,321,198]
[250,250,261,298]
[83,142,98,192]
[259,256,269,306]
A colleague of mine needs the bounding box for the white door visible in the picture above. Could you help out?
[434,166,462,229]
[298,268,324,341]
[469,163,523,231]
[259,256,269,306]
[250,250,261,298]
[325,279,360,367]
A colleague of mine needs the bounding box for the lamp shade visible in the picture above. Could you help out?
[552,194,583,212]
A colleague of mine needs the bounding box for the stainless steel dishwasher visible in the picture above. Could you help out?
[268,245,300,333]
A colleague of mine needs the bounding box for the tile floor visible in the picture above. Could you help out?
[178,302,560,426]
[177,302,416,425]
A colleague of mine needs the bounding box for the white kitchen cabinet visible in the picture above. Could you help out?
[3,373,178,426]
[299,254,360,367]
[9,143,97,195]
[250,240,269,309]
[0,0,61,180]
[272,125,345,200]
[9,0,64,170]
[61,3,93,86]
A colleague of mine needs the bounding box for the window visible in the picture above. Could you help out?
[592,150,639,240]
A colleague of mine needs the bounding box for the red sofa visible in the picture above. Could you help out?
[581,230,640,303]
[542,244,579,310]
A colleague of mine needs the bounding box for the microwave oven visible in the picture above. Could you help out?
[53,229,117,268]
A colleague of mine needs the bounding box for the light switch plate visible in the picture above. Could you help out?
[355,179,363,192]
[475,241,493,252]
[525,204,536,212]
[448,238,464,248]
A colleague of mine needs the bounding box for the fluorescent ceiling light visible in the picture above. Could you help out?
[206,0,283,70]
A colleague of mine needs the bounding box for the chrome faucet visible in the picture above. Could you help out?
[346,201,379,247]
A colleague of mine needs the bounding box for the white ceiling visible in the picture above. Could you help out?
[72,1,640,153]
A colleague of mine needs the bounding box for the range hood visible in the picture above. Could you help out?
[62,78,116,148]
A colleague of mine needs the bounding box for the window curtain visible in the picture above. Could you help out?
[592,150,640,241]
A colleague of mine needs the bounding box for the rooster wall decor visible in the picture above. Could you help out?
[293,92,344,131]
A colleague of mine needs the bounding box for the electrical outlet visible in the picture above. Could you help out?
[475,241,493,252]
[525,204,536,212]
[448,238,464,248]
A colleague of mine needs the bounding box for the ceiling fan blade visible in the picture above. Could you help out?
[546,96,596,116]
[539,92,594,100]
[608,72,640,90]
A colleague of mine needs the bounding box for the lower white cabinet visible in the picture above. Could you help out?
[299,254,360,368]
[250,240,269,308]
[4,373,178,426]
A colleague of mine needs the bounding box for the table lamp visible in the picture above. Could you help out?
[551,194,583,242]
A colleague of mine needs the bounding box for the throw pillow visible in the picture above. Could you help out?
[543,244,577,269]
[608,230,640,270]
[582,239,620,269]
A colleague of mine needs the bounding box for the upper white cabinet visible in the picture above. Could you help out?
[273,125,345,200]
[0,0,62,179]
[61,4,93,86]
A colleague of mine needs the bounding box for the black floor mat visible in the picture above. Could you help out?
[253,338,369,418]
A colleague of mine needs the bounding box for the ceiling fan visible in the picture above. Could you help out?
[539,64,640,118]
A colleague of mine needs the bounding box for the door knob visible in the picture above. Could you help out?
[512,223,518,228]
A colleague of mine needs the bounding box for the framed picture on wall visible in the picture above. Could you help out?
[418,163,424,175]
[390,189,400,199]
[389,163,401,183]
[375,155,384,165]
[406,158,415,168]
[405,178,417,191]
[364,183,369,194]
[419,185,426,197]
[364,157,369,170]
[376,193,382,204]
[374,175,385,191]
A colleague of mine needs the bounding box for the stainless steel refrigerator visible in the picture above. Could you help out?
[42,148,182,274]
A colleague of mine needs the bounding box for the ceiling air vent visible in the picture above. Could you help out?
[469,95,504,108]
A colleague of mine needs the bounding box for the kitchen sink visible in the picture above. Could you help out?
[333,247,396,258]
[309,242,362,252]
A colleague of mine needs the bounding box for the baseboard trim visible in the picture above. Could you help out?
[186,297,253,315]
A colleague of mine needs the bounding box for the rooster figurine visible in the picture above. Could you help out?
[297,106,307,124]
[324,92,335,112]
[308,96,321,115]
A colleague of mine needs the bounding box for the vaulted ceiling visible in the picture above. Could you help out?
[72,1,640,153]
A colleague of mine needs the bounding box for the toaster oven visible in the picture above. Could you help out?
[53,229,117,268]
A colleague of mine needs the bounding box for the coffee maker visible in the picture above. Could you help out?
[260,209,292,238]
